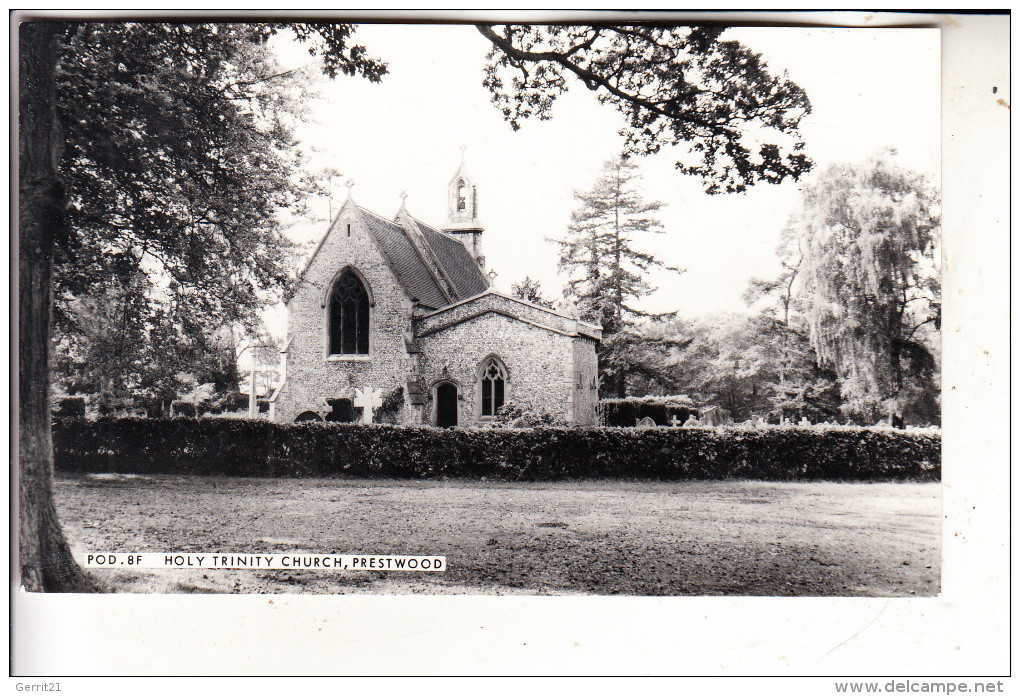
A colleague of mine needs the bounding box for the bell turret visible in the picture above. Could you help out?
[443,148,484,267]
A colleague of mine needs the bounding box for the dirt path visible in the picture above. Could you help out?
[54,475,941,596]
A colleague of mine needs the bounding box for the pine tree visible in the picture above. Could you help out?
[510,276,554,308]
[552,155,683,396]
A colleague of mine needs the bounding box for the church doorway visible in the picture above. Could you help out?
[435,382,458,427]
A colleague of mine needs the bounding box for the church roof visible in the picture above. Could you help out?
[359,208,453,309]
[293,196,490,311]
[412,218,489,299]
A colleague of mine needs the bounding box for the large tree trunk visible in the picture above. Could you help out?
[18,21,96,592]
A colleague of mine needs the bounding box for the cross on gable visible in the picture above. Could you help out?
[352,387,384,424]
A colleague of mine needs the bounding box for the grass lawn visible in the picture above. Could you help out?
[55,474,941,596]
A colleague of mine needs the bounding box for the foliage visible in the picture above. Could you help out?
[743,222,803,326]
[510,276,554,308]
[374,387,405,423]
[492,399,566,427]
[52,275,149,397]
[52,397,86,419]
[171,401,199,418]
[597,326,693,397]
[552,155,683,396]
[53,280,243,411]
[649,313,842,423]
[597,396,698,427]
[53,418,941,482]
[478,24,813,194]
[51,23,384,402]
[793,151,941,422]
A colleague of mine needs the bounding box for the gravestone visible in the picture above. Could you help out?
[636,416,656,428]
[353,387,384,424]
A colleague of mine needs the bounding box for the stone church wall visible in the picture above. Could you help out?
[571,336,600,425]
[416,293,594,339]
[416,312,584,426]
[273,205,415,422]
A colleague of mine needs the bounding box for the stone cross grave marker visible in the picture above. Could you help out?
[353,387,384,425]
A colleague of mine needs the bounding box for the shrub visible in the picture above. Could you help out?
[52,396,87,420]
[52,418,940,482]
[374,387,404,424]
[492,400,567,428]
[325,398,356,423]
[220,392,249,413]
[171,401,197,418]
[598,396,699,427]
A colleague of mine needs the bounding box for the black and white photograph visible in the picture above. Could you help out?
[11,10,1009,682]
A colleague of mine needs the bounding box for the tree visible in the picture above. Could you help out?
[51,24,381,397]
[478,24,813,194]
[741,227,844,422]
[598,325,691,398]
[793,151,941,424]
[552,155,682,396]
[19,22,96,592]
[744,222,803,327]
[510,276,554,308]
[18,21,385,591]
[655,313,840,422]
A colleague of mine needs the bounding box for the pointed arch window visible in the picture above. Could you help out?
[456,179,467,212]
[479,357,507,417]
[328,269,370,355]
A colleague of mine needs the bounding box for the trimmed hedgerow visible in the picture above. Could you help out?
[52,418,940,481]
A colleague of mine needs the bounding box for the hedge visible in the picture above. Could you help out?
[52,418,940,482]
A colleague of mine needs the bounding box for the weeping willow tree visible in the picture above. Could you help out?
[795,151,941,424]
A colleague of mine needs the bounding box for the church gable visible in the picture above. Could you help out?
[291,200,407,308]
[295,199,489,313]
[416,290,602,341]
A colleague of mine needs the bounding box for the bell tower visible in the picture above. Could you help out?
[443,147,484,268]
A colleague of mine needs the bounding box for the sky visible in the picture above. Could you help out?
[270,23,940,323]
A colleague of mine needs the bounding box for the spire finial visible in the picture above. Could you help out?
[460,144,467,165]
[400,191,408,205]
[344,178,355,199]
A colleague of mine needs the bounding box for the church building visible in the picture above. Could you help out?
[269,159,601,427]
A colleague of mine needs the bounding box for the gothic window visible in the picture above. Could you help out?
[328,270,370,355]
[456,179,466,212]
[479,357,507,417]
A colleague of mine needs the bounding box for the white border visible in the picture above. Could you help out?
[8,11,1011,680]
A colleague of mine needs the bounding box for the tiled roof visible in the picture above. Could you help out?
[414,219,490,299]
[296,201,490,311]
[359,208,450,309]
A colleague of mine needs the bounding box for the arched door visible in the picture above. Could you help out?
[435,383,458,427]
